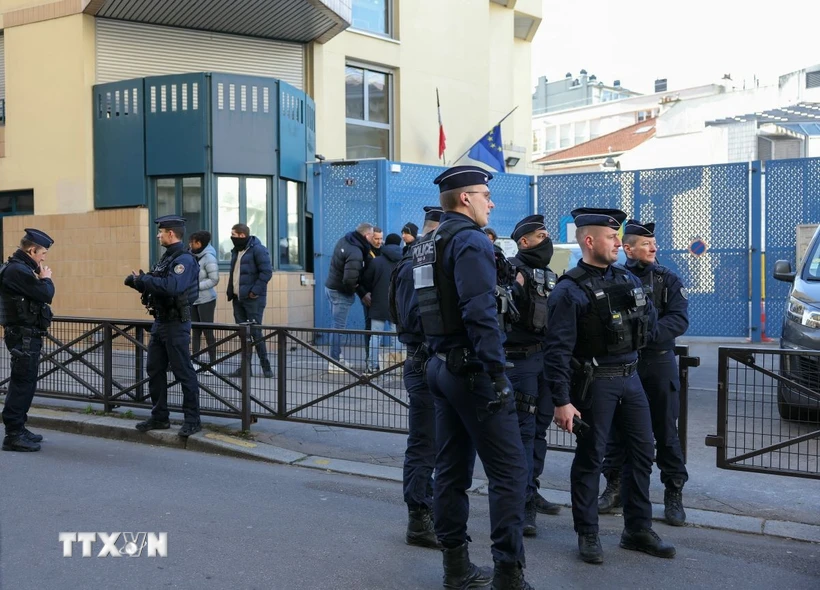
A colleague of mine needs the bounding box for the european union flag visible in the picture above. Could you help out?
[468,124,505,172]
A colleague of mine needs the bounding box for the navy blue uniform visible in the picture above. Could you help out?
[392,252,438,510]
[136,242,201,425]
[423,212,527,566]
[544,261,657,535]
[0,250,55,433]
[603,259,689,485]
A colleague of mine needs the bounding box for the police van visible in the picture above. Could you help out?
[772,223,820,422]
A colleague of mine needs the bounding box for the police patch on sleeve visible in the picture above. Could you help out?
[680,287,688,300]
[174,264,185,275]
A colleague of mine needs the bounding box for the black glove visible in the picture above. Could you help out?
[487,373,513,415]
[124,274,136,289]
[134,270,146,292]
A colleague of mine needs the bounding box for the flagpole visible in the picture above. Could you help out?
[437,88,446,164]
[452,105,519,166]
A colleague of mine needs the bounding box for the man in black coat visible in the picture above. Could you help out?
[361,233,403,373]
[324,222,374,372]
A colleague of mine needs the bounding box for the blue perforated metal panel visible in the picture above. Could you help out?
[93,79,147,208]
[764,158,820,338]
[279,81,307,182]
[211,73,278,176]
[313,160,382,333]
[635,164,750,338]
[144,73,208,175]
[384,162,446,232]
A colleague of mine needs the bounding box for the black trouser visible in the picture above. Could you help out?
[146,320,201,424]
[191,299,217,365]
[1,329,44,433]
[403,346,435,509]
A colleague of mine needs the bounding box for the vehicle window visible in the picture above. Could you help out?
[806,236,820,280]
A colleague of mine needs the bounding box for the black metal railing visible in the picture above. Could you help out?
[707,347,820,480]
[0,318,695,455]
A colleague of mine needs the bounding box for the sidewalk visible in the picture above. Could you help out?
[22,402,820,545]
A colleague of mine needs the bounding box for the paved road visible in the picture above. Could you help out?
[1,430,817,590]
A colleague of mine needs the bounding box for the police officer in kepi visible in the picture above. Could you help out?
[598,220,690,526]
[0,229,55,452]
[389,205,444,550]
[125,215,202,438]
[545,207,676,565]
[415,166,532,590]
[505,214,561,538]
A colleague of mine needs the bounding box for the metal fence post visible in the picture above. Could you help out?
[750,161,763,342]
[277,329,287,418]
[675,344,700,463]
[103,322,113,413]
[705,347,728,468]
[135,325,145,401]
[240,323,252,431]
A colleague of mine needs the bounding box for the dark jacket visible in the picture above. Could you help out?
[325,231,371,295]
[227,236,273,302]
[361,243,402,321]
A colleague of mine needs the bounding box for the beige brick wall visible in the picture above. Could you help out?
[0,127,5,158]
[2,209,316,326]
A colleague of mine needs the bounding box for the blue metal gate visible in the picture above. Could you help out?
[764,158,820,338]
[537,164,753,337]
[313,160,534,331]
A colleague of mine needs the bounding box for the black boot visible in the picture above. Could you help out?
[2,431,41,452]
[532,494,561,515]
[135,418,171,432]
[523,500,537,537]
[664,479,686,526]
[597,470,622,514]
[578,533,603,564]
[178,421,202,438]
[22,427,43,443]
[619,528,676,558]
[442,543,493,589]
[406,506,440,549]
[491,560,534,590]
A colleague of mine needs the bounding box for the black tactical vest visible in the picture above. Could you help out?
[510,258,556,333]
[639,265,670,316]
[0,261,53,330]
[561,265,650,358]
[143,249,198,320]
[412,217,482,337]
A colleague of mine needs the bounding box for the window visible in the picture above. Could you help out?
[351,0,391,36]
[345,65,392,159]
[279,181,303,269]
[151,177,203,260]
[545,126,557,151]
[0,189,35,255]
[215,176,270,263]
[559,124,571,148]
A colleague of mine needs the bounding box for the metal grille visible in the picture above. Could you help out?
[709,348,820,479]
[384,162,446,232]
[764,158,820,338]
[636,164,750,337]
[487,171,534,237]
[0,32,5,100]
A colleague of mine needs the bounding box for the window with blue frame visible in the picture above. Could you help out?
[0,189,35,256]
[351,0,392,36]
[151,176,203,260]
[215,176,270,264]
[278,180,304,269]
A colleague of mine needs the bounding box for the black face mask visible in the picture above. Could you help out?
[517,237,553,268]
[231,236,250,250]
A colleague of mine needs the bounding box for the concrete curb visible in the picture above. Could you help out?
[24,409,820,545]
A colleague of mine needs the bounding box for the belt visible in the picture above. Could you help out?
[640,348,674,359]
[5,326,46,337]
[593,360,638,378]
[504,343,544,359]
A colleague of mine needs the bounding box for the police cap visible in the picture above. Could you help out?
[624,219,656,237]
[511,214,547,242]
[154,215,186,229]
[433,165,493,193]
[570,207,627,230]
[23,228,54,249]
[423,205,444,223]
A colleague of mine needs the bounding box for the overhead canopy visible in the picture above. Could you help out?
[84,0,351,44]
[706,102,820,126]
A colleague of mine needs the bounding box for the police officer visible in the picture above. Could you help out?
[389,205,444,549]
[545,207,675,564]
[598,220,689,526]
[125,215,202,438]
[415,166,532,589]
[0,229,55,452]
[505,214,560,537]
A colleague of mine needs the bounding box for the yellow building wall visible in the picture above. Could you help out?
[310,0,540,174]
[0,13,96,215]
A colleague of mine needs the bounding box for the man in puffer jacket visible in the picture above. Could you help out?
[324,222,374,372]
[189,231,219,366]
[227,223,273,378]
[361,233,403,373]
